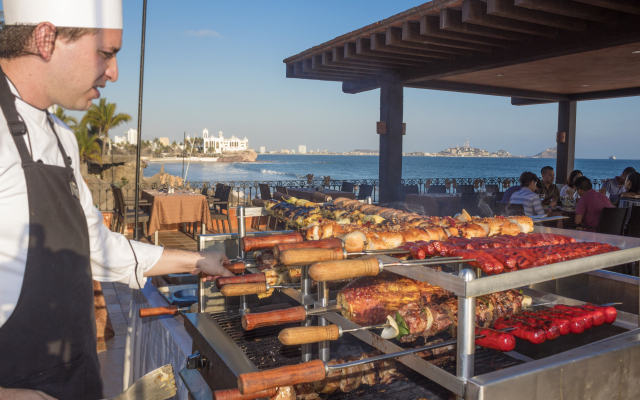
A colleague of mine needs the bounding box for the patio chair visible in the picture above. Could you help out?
[496,202,508,217]
[356,184,374,200]
[210,186,232,233]
[626,205,640,238]
[505,203,525,217]
[275,186,288,195]
[341,182,355,193]
[259,184,272,200]
[460,192,482,217]
[594,207,628,236]
[111,185,150,236]
[427,185,446,194]
[456,184,475,194]
[485,184,500,193]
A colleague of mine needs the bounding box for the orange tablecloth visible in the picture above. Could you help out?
[142,189,213,236]
[405,193,493,217]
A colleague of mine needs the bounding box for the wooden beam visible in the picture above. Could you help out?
[345,42,426,67]
[556,100,577,184]
[370,33,455,60]
[342,77,381,94]
[463,0,559,37]
[332,47,409,71]
[486,0,588,31]
[386,27,477,56]
[400,14,640,84]
[511,97,555,105]
[418,16,513,48]
[572,0,640,15]
[378,80,404,204]
[355,38,438,64]
[440,8,532,41]
[321,51,394,73]
[308,57,376,79]
[288,63,345,82]
[407,80,568,101]
[512,87,640,105]
[514,0,623,23]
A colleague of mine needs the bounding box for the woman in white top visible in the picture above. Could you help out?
[560,169,583,200]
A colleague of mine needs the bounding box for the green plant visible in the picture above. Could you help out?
[73,124,101,164]
[81,98,132,158]
[119,177,129,188]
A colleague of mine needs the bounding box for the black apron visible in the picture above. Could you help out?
[0,67,103,399]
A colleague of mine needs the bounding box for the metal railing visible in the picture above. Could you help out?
[87,177,606,212]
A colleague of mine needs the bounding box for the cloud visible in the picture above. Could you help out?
[186,29,221,37]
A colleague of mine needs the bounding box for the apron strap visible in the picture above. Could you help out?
[0,65,32,163]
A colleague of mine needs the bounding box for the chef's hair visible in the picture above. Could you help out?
[0,24,99,59]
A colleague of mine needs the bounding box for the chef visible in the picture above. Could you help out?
[0,1,233,399]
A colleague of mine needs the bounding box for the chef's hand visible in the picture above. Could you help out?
[193,251,234,281]
[0,388,57,400]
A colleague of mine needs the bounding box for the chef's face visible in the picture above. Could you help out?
[49,29,122,110]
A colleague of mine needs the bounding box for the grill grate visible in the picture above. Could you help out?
[211,304,523,399]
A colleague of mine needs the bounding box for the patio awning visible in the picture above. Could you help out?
[284,0,640,104]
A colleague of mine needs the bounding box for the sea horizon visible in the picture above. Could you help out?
[143,154,640,183]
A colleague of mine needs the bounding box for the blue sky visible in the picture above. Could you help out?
[3,1,639,158]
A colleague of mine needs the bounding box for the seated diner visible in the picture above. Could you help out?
[600,166,636,203]
[535,166,559,206]
[560,169,583,200]
[509,172,556,217]
[575,176,613,231]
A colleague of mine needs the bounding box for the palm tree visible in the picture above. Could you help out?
[81,98,131,157]
[53,105,78,128]
[73,124,101,173]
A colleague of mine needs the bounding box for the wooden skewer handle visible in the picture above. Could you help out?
[308,257,380,282]
[220,282,268,297]
[242,306,307,330]
[213,388,277,400]
[216,273,266,289]
[279,325,340,345]
[273,238,342,259]
[241,232,303,252]
[279,247,345,266]
[238,359,326,395]
[223,262,246,274]
[139,306,179,318]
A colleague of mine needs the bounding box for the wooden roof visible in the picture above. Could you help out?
[283,0,640,104]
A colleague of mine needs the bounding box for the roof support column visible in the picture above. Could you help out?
[378,80,404,204]
[556,100,577,185]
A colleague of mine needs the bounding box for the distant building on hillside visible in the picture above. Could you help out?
[201,128,248,153]
[126,128,138,145]
[159,137,169,146]
[298,145,307,154]
[281,149,290,154]
[259,146,266,154]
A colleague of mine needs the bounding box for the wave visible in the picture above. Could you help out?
[260,169,299,178]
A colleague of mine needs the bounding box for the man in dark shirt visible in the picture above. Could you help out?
[501,185,521,204]
[575,176,613,230]
[536,166,560,206]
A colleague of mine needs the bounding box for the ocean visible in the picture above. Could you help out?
[144,155,639,183]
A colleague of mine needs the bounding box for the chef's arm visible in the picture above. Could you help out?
[0,387,56,400]
[143,248,235,278]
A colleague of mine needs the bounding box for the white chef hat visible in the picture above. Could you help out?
[3,0,123,29]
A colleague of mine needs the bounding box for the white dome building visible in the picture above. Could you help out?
[202,128,248,153]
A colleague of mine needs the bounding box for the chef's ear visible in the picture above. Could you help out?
[33,22,57,61]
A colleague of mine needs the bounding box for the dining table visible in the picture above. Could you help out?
[405,193,493,217]
[142,189,214,245]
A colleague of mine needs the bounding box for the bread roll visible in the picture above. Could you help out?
[342,231,367,252]
[508,216,534,233]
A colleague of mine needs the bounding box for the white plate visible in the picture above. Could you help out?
[530,214,548,219]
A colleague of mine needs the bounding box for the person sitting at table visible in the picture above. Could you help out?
[560,169,583,200]
[509,172,556,216]
[535,166,560,206]
[575,176,613,231]
[620,172,640,200]
[599,166,636,203]
[500,184,521,204]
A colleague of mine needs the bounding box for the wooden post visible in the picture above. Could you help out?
[556,100,577,185]
[379,80,404,204]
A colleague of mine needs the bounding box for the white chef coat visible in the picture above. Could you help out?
[0,80,164,327]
